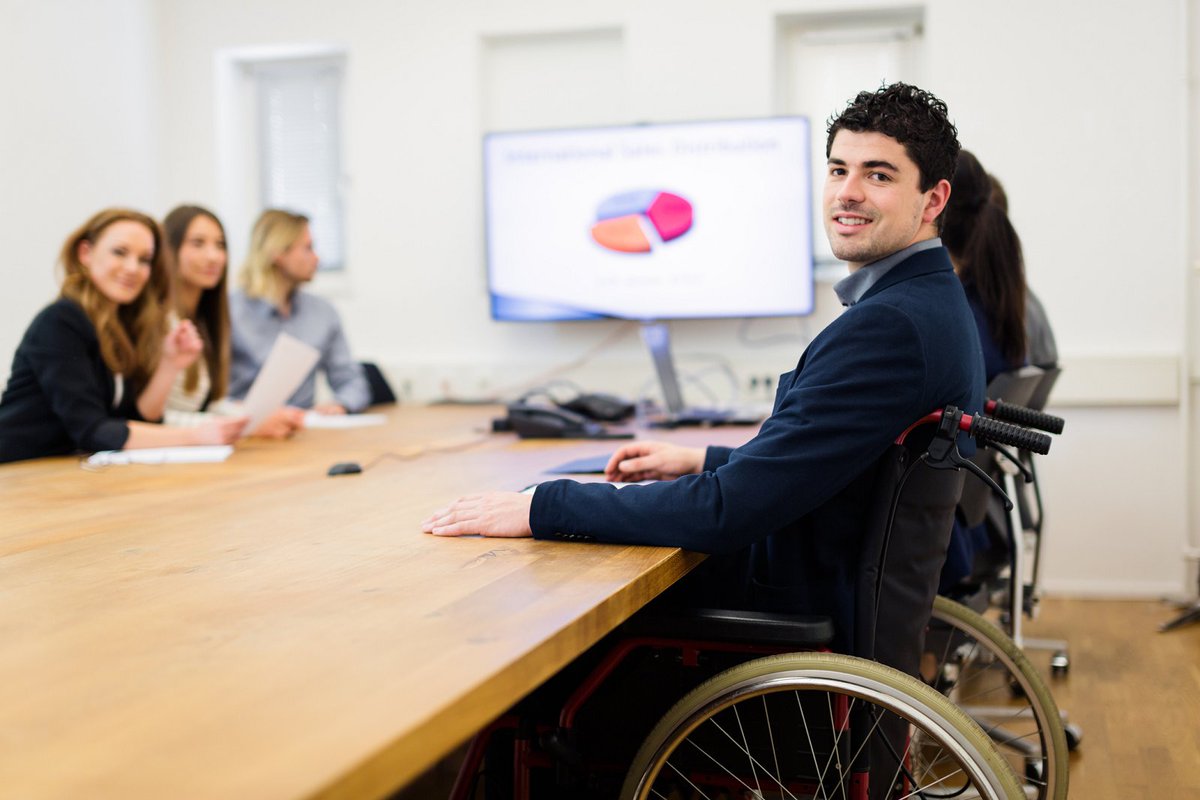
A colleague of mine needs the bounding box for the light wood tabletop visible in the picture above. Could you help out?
[0,406,745,799]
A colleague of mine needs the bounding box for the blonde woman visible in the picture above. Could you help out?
[0,208,245,463]
[229,209,369,414]
[162,204,303,438]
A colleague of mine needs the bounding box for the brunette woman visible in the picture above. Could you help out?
[161,205,302,437]
[940,150,1028,381]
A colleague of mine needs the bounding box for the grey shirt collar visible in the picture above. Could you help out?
[243,290,302,319]
[832,238,943,307]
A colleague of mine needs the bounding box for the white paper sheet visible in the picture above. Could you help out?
[302,412,388,429]
[87,446,234,466]
[241,333,320,436]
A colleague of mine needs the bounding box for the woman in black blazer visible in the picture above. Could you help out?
[0,208,246,463]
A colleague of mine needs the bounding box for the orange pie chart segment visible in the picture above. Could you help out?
[590,215,652,253]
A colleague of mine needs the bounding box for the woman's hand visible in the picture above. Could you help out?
[137,319,205,421]
[604,441,706,482]
[313,403,347,416]
[163,319,204,371]
[422,492,534,537]
[251,407,306,439]
[190,415,249,445]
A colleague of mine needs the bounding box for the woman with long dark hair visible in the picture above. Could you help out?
[161,205,302,437]
[940,150,1027,381]
[939,153,1060,593]
[162,205,232,412]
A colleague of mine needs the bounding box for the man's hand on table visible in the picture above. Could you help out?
[422,492,534,538]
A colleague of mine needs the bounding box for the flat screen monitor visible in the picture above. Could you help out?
[484,117,814,323]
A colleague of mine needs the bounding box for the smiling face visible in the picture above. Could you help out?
[274,223,319,285]
[77,220,156,305]
[823,130,950,271]
[176,214,227,292]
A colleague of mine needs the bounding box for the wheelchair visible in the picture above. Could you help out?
[945,372,1082,761]
[953,367,1070,672]
[450,406,1055,800]
[924,595,1068,799]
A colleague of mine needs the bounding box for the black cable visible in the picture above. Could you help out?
[871,452,926,641]
[736,316,812,349]
[357,430,492,471]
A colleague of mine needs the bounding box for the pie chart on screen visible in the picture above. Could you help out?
[591,189,693,253]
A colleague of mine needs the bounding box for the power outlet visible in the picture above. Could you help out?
[760,373,776,400]
[746,373,777,402]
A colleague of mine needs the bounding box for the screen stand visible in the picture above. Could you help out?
[640,321,759,427]
[640,321,687,418]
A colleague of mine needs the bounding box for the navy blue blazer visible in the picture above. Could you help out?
[530,246,985,649]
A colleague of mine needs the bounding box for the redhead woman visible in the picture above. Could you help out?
[0,208,245,463]
[161,205,303,438]
[228,209,369,414]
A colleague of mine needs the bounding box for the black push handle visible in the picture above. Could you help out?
[969,415,1052,455]
[985,399,1065,435]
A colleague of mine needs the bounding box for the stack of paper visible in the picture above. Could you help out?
[303,412,388,429]
[87,446,234,466]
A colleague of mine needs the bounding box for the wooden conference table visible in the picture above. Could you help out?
[0,405,750,799]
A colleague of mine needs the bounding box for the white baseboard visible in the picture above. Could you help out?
[372,352,1187,408]
[1040,577,1187,599]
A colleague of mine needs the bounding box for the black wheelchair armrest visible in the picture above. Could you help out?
[626,607,835,649]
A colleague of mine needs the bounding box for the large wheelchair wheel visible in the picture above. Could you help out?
[925,596,1069,800]
[621,651,1023,800]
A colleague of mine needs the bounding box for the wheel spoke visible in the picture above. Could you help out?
[683,735,784,799]
[733,702,762,795]
[894,765,968,799]
[662,757,714,800]
[763,694,784,794]
[871,711,909,799]
[699,713,801,800]
[795,689,828,794]
[810,692,850,800]
[626,652,1024,800]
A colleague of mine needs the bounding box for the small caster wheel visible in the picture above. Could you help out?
[1050,650,1070,676]
[1064,722,1083,751]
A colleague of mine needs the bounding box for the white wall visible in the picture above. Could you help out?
[0,0,160,376]
[0,0,1194,598]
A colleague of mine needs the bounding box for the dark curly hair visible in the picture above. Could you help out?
[826,82,960,193]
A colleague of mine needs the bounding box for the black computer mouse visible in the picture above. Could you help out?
[327,461,363,476]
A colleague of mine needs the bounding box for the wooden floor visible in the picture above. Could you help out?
[1022,597,1200,799]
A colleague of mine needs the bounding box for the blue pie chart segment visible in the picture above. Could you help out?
[596,190,663,222]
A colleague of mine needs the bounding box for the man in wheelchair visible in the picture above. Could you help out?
[425,81,983,652]
[424,83,999,799]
